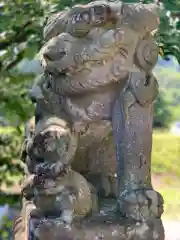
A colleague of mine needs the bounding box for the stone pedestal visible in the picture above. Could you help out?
[29,200,164,240]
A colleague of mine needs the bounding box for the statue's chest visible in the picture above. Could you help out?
[64,83,120,123]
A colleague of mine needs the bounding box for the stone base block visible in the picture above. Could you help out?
[29,200,165,240]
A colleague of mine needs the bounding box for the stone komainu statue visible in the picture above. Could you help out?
[13,1,165,240]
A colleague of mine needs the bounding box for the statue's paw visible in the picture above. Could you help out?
[118,189,164,221]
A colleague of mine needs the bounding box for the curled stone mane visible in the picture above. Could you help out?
[38,1,159,96]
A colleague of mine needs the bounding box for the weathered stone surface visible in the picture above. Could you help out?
[13,1,165,239]
[31,217,164,240]
[14,200,164,240]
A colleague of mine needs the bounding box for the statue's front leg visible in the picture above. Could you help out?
[112,72,164,239]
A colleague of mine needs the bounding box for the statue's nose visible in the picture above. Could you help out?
[43,49,66,61]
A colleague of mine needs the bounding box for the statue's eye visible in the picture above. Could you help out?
[93,5,104,16]
[81,11,90,23]
[43,50,66,61]
[63,49,68,55]
[59,50,67,58]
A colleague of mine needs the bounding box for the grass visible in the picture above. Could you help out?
[159,188,180,220]
[152,130,180,175]
[152,130,180,220]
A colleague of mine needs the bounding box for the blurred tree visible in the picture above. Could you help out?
[0,0,44,125]
[153,91,172,128]
[156,3,180,64]
[0,0,45,200]
[155,69,180,121]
